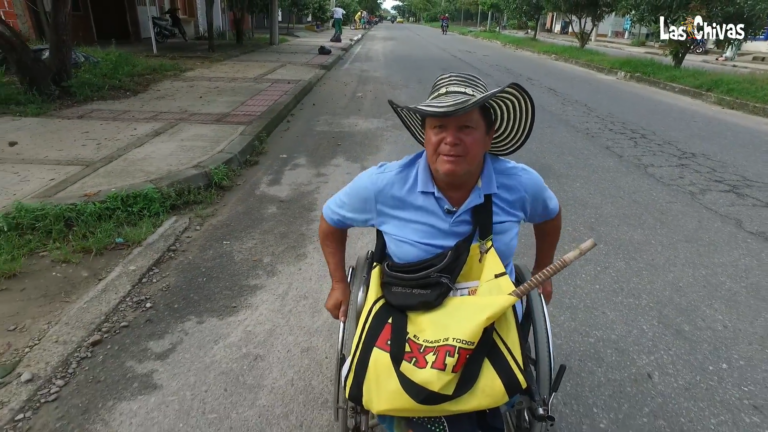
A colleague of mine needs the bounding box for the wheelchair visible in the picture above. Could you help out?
[333,251,567,432]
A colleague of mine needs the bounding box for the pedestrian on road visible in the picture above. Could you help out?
[331,6,345,39]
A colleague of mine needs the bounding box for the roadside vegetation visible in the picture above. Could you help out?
[0,163,244,279]
[0,47,184,116]
[427,23,768,107]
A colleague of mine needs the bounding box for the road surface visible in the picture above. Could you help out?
[30,23,768,432]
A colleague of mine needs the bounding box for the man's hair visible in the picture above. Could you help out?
[420,104,495,134]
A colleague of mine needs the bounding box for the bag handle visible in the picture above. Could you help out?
[388,305,495,405]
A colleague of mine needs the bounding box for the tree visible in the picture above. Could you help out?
[480,0,504,30]
[48,0,73,84]
[205,0,216,51]
[617,0,768,67]
[336,0,361,24]
[504,0,545,38]
[546,0,615,47]
[707,0,768,59]
[0,0,73,95]
[306,0,329,25]
[0,18,55,94]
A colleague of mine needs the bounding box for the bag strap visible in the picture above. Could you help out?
[472,193,493,242]
[374,193,494,265]
[388,305,495,405]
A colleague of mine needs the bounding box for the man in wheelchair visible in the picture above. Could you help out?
[319,72,562,432]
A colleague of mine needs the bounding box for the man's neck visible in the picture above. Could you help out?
[432,170,482,209]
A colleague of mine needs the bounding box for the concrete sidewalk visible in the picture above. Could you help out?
[0,29,366,211]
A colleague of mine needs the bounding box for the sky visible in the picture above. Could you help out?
[382,0,400,12]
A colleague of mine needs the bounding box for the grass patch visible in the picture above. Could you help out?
[428,23,768,106]
[0,164,238,279]
[0,47,185,117]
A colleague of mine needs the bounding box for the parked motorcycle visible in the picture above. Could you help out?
[152,16,182,43]
[691,38,707,55]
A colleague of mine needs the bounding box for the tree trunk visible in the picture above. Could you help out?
[533,15,539,40]
[233,11,244,44]
[670,41,689,68]
[0,18,55,95]
[205,0,215,52]
[35,0,51,41]
[48,0,72,86]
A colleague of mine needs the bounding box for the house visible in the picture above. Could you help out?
[3,0,313,46]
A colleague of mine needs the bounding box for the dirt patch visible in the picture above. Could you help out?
[0,250,128,366]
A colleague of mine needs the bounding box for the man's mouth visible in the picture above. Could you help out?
[441,154,462,160]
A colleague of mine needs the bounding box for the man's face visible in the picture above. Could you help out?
[423,108,493,182]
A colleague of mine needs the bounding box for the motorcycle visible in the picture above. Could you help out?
[441,22,448,35]
[691,38,707,55]
[151,15,185,43]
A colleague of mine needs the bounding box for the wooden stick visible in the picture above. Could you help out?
[510,239,597,299]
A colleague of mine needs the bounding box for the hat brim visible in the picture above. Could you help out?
[388,82,535,157]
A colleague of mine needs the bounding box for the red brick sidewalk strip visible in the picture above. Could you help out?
[231,82,297,116]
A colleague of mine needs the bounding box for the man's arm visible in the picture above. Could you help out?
[532,207,561,273]
[320,166,378,320]
[518,165,562,302]
[319,216,349,286]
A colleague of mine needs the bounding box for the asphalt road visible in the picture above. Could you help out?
[29,23,768,432]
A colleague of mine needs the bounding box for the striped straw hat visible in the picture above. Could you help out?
[388,72,535,156]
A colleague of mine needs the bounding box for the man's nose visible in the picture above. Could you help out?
[442,128,462,146]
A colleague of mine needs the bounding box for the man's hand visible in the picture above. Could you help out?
[325,280,351,322]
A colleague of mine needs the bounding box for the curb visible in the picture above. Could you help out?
[0,216,190,427]
[18,31,368,208]
[454,30,768,118]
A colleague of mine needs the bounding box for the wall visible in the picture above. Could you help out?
[0,0,20,31]
[568,14,649,38]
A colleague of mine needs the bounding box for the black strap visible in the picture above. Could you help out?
[348,296,389,405]
[373,229,387,264]
[472,194,494,242]
[388,305,495,405]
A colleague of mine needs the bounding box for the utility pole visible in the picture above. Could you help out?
[270,0,279,45]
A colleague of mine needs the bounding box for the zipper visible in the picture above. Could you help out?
[430,272,458,290]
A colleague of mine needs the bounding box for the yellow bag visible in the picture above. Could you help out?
[343,230,528,417]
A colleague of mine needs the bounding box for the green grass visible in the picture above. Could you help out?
[0,47,185,116]
[0,164,238,279]
[427,23,768,107]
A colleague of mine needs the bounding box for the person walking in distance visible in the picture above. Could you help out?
[331,5,345,41]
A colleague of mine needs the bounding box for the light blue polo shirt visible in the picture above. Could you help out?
[322,150,560,293]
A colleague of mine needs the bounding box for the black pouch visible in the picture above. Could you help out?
[378,230,474,311]
[375,194,493,312]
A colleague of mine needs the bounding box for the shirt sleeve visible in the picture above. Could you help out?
[518,165,560,224]
[322,166,379,229]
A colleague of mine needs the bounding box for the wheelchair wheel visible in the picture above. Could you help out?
[506,264,556,432]
[335,252,374,432]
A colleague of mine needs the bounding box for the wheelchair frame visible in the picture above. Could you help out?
[333,251,567,432]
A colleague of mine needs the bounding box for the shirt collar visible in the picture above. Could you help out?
[416,150,498,195]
